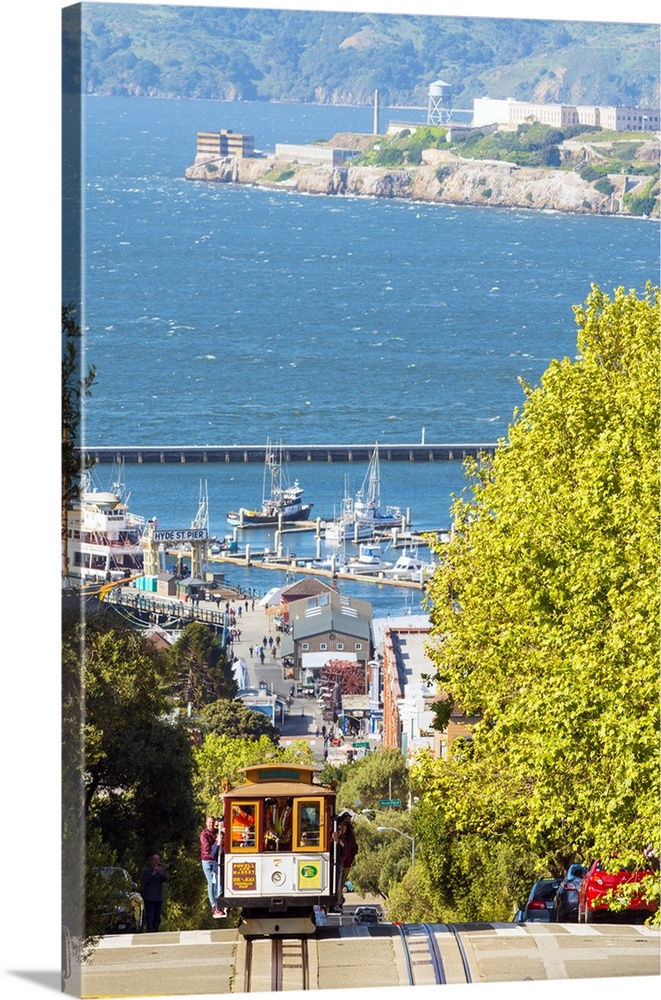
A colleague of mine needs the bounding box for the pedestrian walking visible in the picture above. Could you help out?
[268,635,274,648]
[249,645,254,658]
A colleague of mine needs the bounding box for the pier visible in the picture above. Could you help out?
[80,442,496,465]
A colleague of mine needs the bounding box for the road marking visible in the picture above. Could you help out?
[179,930,214,944]
[562,924,602,936]
[493,926,527,936]
[96,932,235,948]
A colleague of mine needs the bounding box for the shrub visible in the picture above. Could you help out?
[594,178,614,195]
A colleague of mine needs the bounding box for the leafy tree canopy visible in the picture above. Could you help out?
[169,621,238,709]
[198,697,281,743]
[193,734,315,817]
[419,285,659,913]
[334,748,410,812]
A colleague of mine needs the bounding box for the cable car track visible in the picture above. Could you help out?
[396,923,473,986]
[243,935,310,992]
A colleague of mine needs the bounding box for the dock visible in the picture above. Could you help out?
[208,551,426,589]
[80,442,496,465]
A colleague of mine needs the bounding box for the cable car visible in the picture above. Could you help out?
[215,762,343,936]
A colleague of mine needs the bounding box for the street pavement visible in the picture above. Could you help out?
[207,591,360,763]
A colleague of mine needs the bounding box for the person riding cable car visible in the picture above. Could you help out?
[263,796,293,850]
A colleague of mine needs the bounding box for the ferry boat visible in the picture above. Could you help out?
[227,440,313,527]
[65,468,148,583]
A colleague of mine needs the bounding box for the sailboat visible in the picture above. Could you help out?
[323,475,374,543]
[226,440,313,527]
[353,444,404,529]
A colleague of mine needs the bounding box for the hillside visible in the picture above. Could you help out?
[63,5,660,109]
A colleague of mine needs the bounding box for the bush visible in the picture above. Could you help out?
[594,177,615,195]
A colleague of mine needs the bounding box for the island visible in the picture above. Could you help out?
[185,125,660,219]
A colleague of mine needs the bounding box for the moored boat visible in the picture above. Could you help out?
[345,542,393,576]
[227,440,313,527]
[383,547,436,582]
[353,444,404,530]
[65,466,148,583]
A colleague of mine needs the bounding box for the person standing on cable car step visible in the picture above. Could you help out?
[200,815,219,916]
[332,813,358,904]
[210,816,226,918]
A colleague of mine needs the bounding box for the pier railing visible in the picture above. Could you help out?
[79,443,497,465]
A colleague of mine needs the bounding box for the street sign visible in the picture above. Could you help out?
[353,741,370,748]
[378,799,402,808]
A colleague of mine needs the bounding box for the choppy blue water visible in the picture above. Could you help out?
[70,96,659,616]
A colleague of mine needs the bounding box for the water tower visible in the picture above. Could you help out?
[427,79,453,125]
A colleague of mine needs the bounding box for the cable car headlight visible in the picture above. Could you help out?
[271,870,286,885]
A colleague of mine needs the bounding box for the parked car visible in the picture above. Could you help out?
[551,863,588,922]
[522,878,562,921]
[577,859,658,923]
[353,905,381,925]
[99,866,145,934]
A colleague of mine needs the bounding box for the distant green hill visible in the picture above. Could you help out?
[63,4,660,109]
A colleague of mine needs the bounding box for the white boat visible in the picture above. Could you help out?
[353,444,404,529]
[65,466,148,583]
[383,547,437,582]
[227,440,313,526]
[345,542,393,576]
[324,494,375,543]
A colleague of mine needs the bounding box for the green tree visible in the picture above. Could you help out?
[63,607,201,937]
[334,748,410,812]
[170,621,238,709]
[348,818,412,899]
[193,734,315,816]
[421,284,660,915]
[198,698,280,742]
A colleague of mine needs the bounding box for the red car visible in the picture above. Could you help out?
[577,859,658,923]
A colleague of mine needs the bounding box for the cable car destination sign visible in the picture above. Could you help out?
[153,528,208,542]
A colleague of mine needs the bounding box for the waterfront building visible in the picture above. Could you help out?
[274,143,360,167]
[279,588,373,689]
[195,129,255,160]
[471,97,660,132]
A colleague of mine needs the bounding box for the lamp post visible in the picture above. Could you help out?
[377,826,415,866]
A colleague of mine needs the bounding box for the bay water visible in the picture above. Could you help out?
[71,96,659,615]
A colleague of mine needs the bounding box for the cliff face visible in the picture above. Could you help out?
[184,152,655,217]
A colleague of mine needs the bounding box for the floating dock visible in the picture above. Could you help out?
[80,442,496,465]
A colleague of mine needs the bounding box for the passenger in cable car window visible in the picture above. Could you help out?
[232,804,256,848]
[299,804,321,847]
[263,797,293,850]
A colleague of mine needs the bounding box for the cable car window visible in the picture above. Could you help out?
[295,800,323,849]
[230,802,257,850]
[263,797,293,851]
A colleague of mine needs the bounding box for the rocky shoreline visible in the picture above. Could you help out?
[185,147,659,218]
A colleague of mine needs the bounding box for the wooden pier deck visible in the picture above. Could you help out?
[80,442,496,465]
